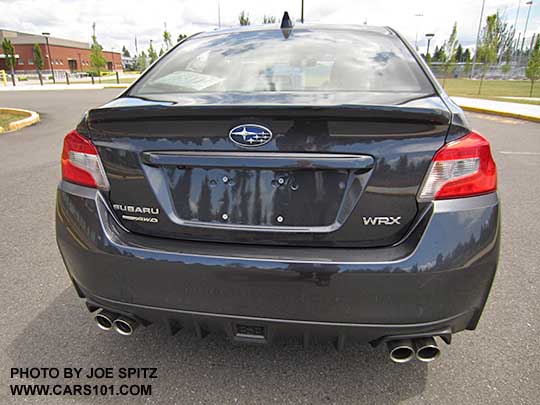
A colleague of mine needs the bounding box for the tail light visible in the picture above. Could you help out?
[61,130,109,189]
[419,131,496,201]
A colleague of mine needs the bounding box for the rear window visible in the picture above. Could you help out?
[130,28,434,95]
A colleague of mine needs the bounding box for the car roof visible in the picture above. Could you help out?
[195,24,393,39]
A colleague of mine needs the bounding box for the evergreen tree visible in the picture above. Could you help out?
[455,44,463,63]
[463,48,472,76]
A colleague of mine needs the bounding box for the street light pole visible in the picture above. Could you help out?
[425,33,435,57]
[301,0,304,23]
[471,0,486,78]
[520,1,534,55]
[514,0,522,31]
[513,0,522,60]
[42,32,55,83]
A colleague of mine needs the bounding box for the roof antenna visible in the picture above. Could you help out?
[280,11,293,39]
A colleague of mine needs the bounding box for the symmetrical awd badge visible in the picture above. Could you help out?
[229,124,272,147]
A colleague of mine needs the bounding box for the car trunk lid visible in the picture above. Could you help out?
[87,92,451,247]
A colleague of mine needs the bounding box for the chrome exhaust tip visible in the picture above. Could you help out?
[414,337,441,362]
[387,339,415,363]
[94,310,117,331]
[113,317,138,336]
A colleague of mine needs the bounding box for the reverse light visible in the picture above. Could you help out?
[61,130,109,189]
[419,131,497,201]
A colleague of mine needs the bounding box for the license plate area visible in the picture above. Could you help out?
[166,167,348,227]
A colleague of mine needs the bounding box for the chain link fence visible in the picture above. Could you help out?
[429,62,529,80]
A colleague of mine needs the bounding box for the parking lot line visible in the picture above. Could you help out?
[499,151,540,155]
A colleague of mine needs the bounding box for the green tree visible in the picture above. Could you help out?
[501,48,512,75]
[463,48,472,76]
[177,33,187,43]
[239,11,250,26]
[263,15,276,24]
[433,45,446,63]
[442,22,459,87]
[477,14,500,95]
[136,51,148,71]
[455,44,463,63]
[163,25,173,50]
[122,45,130,57]
[159,47,165,57]
[90,24,106,80]
[493,14,514,64]
[33,43,44,71]
[148,40,158,64]
[426,52,432,66]
[33,43,44,85]
[1,38,16,85]
[525,36,540,96]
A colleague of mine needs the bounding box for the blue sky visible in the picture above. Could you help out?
[0,0,539,54]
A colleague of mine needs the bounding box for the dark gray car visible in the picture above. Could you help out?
[56,21,499,363]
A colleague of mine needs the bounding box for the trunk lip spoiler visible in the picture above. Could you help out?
[141,151,375,171]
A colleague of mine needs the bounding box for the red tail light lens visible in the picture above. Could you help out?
[61,130,109,189]
[419,131,497,201]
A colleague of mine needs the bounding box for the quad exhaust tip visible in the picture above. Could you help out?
[387,336,441,363]
[113,317,138,336]
[387,339,415,363]
[94,309,138,336]
[414,337,441,362]
[94,310,117,331]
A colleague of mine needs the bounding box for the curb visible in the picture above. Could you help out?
[103,84,129,89]
[0,108,40,133]
[455,104,540,123]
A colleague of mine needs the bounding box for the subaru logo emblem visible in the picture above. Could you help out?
[229,124,273,147]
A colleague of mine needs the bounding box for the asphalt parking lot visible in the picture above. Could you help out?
[0,89,539,404]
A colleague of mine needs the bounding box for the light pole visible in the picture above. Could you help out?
[42,32,55,83]
[425,33,435,57]
[520,1,534,56]
[513,1,522,61]
[471,0,486,78]
[414,13,423,50]
[514,1,522,30]
[301,0,304,23]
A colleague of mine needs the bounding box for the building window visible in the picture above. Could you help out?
[28,58,34,65]
[18,58,24,65]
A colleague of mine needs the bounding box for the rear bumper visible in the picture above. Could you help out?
[56,181,500,344]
